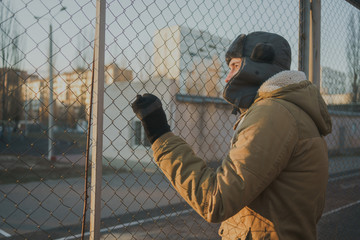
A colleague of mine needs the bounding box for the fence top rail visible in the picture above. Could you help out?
[328,110,360,117]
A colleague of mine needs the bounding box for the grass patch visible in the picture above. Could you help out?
[0,155,121,184]
[26,131,87,149]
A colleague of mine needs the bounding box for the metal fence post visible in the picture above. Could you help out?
[89,0,105,239]
[299,0,321,88]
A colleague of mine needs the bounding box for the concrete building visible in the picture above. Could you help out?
[102,72,237,171]
[102,26,360,172]
[322,93,352,105]
[325,111,360,155]
[320,67,353,105]
[22,64,132,128]
[103,76,176,171]
[153,25,230,96]
[55,64,132,117]
[102,26,234,171]
[321,66,348,95]
[22,74,44,120]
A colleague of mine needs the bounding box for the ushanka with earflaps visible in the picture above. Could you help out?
[223,31,292,114]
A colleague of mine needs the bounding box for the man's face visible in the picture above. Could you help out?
[224,58,242,83]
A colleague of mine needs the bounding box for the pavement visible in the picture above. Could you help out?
[0,154,359,239]
[0,170,183,238]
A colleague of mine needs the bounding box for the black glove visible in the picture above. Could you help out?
[131,93,171,144]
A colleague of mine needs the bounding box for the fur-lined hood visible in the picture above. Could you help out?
[255,70,332,136]
[259,70,307,93]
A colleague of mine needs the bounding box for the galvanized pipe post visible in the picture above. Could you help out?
[89,0,105,239]
[299,0,321,88]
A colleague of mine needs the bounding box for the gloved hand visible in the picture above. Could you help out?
[131,93,171,144]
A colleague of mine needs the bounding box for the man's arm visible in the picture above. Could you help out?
[151,99,298,223]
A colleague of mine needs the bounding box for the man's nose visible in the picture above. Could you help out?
[225,72,233,83]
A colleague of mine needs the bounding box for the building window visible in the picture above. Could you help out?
[133,120,151,147]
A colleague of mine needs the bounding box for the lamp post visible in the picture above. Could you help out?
[35,6,66,161]
[24,82,29,137]
[48,23,54,161]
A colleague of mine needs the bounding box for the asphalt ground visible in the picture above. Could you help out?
[1,172,359,240]
[96,173,360,240]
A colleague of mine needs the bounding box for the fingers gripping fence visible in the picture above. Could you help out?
[0,0,359,239]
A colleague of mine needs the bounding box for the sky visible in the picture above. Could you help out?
[5,0,357,84]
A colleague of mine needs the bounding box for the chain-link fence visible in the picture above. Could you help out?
[317,0,360,239]
[0,0,359,239]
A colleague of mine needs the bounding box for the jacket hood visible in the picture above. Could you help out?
[256,70,332,136]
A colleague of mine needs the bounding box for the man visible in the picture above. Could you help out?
[132,31,332,239]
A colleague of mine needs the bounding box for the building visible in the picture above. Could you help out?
[103,75,176,170]
[102,26,235,171]
[105,63,133,84]
[153,25,230,96]
[320,66,353,105]
[22,63,132,128]
[54,69,92,124]
[321,66,348,95]
[23,74,46,122]
[321,93,352,105]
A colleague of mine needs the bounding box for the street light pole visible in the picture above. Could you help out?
[48,23,54,161]
[24,83,29,137]
[34,6,66,161]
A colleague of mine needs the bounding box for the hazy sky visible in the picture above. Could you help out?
[7,0,356,80]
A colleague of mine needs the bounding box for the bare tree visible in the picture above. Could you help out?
[0,1,24,139]
[71,25,94,127]
[75,25,94,71]
[347,12,360,103]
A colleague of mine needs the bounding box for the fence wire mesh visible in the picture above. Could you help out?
[0,0,359,240]
[317,0,360,239]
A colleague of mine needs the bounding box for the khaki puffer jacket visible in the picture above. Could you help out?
[152,71,332,240]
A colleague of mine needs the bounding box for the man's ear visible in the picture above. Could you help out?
[250,43,275,63]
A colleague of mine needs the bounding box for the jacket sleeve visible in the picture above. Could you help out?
[151,99,298,223]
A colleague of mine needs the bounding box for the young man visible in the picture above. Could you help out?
[132,31,332,239]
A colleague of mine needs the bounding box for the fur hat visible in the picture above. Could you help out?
[223,31,291,113]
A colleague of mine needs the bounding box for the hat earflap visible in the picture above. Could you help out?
[250,43,275,63]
